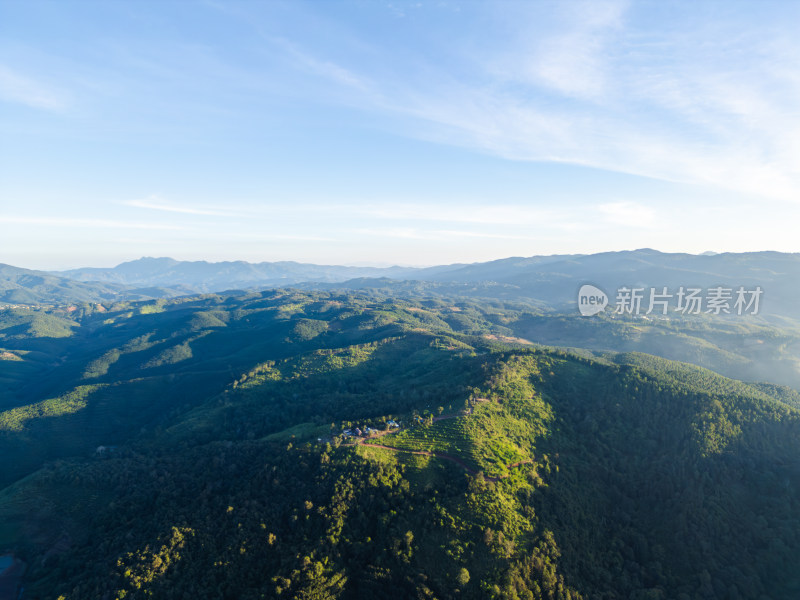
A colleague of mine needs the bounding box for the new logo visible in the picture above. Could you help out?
[577,284,608,316]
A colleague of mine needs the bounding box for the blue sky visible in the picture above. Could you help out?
[2,0,800,269]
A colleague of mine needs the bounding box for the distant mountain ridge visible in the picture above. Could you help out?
[315,249,800,317]
[0,263,180,305]
[4,249,800,317]
[57,256,448,291]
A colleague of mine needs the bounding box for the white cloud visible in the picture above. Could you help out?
[354,227,428,240]
[357,204,562,226]
[0,65,66,110]
[0,216,184,230]
[274,2,800,202]
[123,197,241,217]
[434,229,540,241]
[354,227,539,241]
[528,0,627,99]
[598,202,656,228]
[196,231,337,242]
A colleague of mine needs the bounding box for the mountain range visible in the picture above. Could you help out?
[3,287,800,598]
[2,249,800,318]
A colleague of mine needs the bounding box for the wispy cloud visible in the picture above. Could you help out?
[0,216,184,230]
[0,65,66,110]
[526,0,627,99]
[357,204,563,226]
[276,38,372,94]
[199,231,337,242]
[354,227,539,241]
[435,230,540,241]
[598,202,656,228]
[122,197,241,217]
[270,2,800,201]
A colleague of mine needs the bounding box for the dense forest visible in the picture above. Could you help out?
[2,291,800,598]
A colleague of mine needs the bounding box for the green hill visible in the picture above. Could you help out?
[1,290,800,598]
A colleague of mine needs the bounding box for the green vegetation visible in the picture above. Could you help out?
[511,312,800,390]
[83,349,121,379]
[137,301,166,315]
[0,307,77,338]
[262,422,332,442]
[0,385,103,432]
[141,340,194,368]
[2,289,800,598]
[377,404,532,479]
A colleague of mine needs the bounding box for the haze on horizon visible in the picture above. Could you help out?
[3,0,800,271]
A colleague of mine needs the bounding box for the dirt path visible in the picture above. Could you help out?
[365,428,396,439]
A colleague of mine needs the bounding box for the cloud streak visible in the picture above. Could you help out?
[0,65,66,110]
[356,204,564,226]
[355,227,541,242]
[123,197,241,217]
[0,216,184,230]
[275,1,800,201]
[598,202,656,228]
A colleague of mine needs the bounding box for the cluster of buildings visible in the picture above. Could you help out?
[341,420,400,438]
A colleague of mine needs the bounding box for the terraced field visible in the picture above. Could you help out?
[374,408,529,479]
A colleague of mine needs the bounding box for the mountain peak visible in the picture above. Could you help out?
[119,257,180,267]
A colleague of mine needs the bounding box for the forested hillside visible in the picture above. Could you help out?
[0,264,188,305]
[2,291,800,598]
